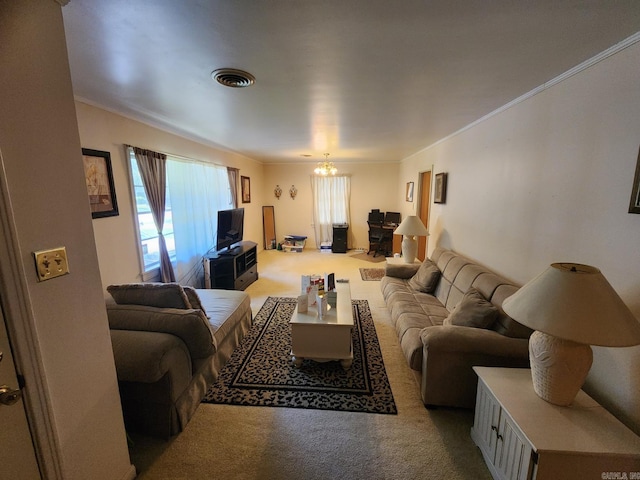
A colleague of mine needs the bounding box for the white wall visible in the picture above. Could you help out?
[264,162,400,250]
[75,102,264,290]
[0,2,134,479]
[401,41,640,434]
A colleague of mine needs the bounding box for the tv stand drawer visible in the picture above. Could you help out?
[234,265,258,290]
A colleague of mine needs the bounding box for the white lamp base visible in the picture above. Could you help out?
[401,236,417,263]
[528,330,593,406]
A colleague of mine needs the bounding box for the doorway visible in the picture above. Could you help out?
[417,170,431,261]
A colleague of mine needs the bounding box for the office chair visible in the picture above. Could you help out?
[368,211,384,224]
[367,221,393,257]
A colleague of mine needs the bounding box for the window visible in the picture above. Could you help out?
[129,154,176,273]
[311,175,351,246]
[128,148,231,285]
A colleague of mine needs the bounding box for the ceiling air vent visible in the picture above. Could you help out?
[211,68,255,88]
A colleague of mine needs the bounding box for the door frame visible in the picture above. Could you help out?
[0,149,63,479]
[416,169,432,261]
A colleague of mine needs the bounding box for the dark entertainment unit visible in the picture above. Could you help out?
[332,223,348,253]
[203,241,258,290]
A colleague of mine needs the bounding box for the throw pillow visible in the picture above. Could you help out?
[183,286,208,317]
[444,288,499,329]
[408,259,441,293]
[107,283,192,309]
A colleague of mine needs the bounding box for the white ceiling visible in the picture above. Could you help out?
[61,1,640,165]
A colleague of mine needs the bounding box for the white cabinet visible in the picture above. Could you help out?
[471,367,640,480]
[472,375,532,480]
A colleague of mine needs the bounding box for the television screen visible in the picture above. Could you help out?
[216,208,244,252]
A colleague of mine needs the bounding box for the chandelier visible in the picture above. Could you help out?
[314,153,337,176]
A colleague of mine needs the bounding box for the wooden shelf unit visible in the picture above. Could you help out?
[203,241,258,290]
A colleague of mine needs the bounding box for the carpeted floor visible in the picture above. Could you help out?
[130,250,492,480]
[359,267,386,281]
[351,251,387,263]
[204,297,396,414]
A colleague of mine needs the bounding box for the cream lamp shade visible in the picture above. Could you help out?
[502,263,640,406]
[393,216,429,263]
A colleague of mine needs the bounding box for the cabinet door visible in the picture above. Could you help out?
[473,381,502,460]
[494,413,533,480]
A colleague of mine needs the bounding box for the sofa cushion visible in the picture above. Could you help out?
[183,286,207,316]
[107,304,216,359]
[195,289,252,346]
[408,260,441,293]
[444,288,498,329]
[107,283,192,309]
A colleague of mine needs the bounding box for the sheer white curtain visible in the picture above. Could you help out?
[167,158,230,286]
[311,175,351,247]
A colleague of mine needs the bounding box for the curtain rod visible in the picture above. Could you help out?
[124,144,230,169]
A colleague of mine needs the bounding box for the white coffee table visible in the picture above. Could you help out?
[290,281,354,369]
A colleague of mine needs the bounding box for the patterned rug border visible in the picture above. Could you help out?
[203,297,397,414]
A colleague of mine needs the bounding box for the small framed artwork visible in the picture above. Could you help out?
[241,175,251,203]
[628,147,640,214]
[434,172,447,204]
[82,148,119,218]
[406,182,414,202]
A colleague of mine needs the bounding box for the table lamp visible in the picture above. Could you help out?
[502,263,640,406]
[393,216,429,263]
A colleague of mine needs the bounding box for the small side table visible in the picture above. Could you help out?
[471,367,640,480]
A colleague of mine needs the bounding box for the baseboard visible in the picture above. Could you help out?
[118,464,137,480]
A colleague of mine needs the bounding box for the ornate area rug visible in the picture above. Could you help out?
[359,267,385,281]
[203,297,397,414]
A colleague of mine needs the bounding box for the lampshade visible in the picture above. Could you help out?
[502,263,640,347]
[394,216,429,237]
[503,262,640,406]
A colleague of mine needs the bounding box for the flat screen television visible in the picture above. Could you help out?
[216,207,244,253]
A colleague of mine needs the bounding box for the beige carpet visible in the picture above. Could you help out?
[350,251,387,263]
[129,250,491,480]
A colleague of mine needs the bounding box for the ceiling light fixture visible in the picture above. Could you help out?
[314,153,338,176]
[211,68,255,88]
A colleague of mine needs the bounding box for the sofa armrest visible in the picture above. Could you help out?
[110,329,192,385]
[420,325,529,358]
[107,303,216,359]
[385,262,421,279]
[419,325,530,408]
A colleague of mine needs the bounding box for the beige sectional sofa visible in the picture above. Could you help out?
[107,283,252,437]
[381,247,532,408]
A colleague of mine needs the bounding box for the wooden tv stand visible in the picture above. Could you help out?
[203,241,258,290]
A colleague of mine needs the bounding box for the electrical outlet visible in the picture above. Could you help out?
[33,247,69,282]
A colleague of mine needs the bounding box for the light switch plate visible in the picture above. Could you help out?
[33,247,69,282]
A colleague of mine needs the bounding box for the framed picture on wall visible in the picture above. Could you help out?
[434,172,447,204]
[628,147,640,214]
[81,148,119,218]
[406,182,414,202]
[241,175,251,203]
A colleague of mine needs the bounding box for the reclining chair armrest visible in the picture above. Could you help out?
[110,329,192,385]
[419,325,530,408]
[385,262,421,279]
[420,325,529,357]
